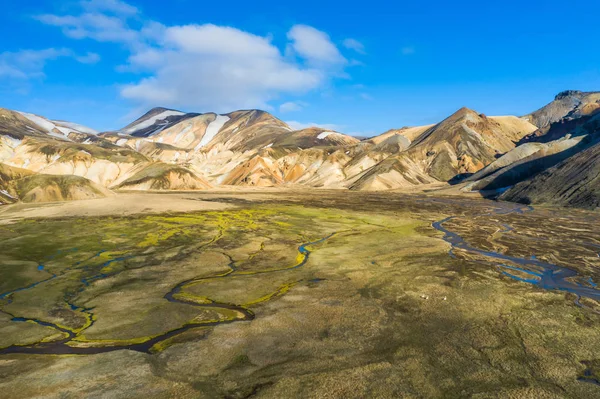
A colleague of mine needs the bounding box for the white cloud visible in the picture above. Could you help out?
[343,38,365,54]
[37,1,352,112]
[287,25,346,65]
[286,121,341,131]
[36,12,141,45]
[122,24,347,111]
[401,46,415,55]
[80,0,139,16]
[120,24,327,111]
[164,24,279,57]
[360,93,374,101]
[0,48,94,80]
[76,52,101,64]
[279,101,307,113]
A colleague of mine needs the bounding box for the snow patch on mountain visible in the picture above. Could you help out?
[55,127,72,136]
[317,131,336,139]
[0,189,15,200]
[196,115,230,150]
[148,123,169,136]
[122,110,185,135]
[17,112,73,141]
[18,112,56,132]
[54,121,98,135]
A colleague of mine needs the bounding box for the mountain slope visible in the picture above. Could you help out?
[202,110,291,152]
[270,127,359,149]
[0,163,34,204]
[466,107,600,192]
[108,109,294,153]
[1,162,111,204]
[500,139,600,209]
[0,102,561,198]
[17,111,98,141]
[10,174,113,203]
[524,90,600,129]
[349,108,537,189]
[120,107,199,137]
[409,110,536,180]
[367,125,435,145]
[348,156,437,190]
[0,108,48,140]
[114,162,211,191]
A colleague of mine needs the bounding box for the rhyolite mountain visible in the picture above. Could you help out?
[1,90,599,208]
[524,90,600,131]
[500,138,600,209]
[496,108,600,208]
[464,91,600,200]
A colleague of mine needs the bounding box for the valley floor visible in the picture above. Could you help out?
[1,190,600,398]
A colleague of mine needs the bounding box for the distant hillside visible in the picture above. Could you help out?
[10,174,113,203]
[114,162,211,191]
[3,92,600,204]
[524,90,600,130]
[500,139,600,209]
[349,108,536,190]
[120,107,200,137]
[465,93,600,197]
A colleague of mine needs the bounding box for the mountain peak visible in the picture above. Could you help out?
[442,107,479,123]
[121,107,194,137]
[149,106,182,113]
[555,90,583,100]
[139,107,186,119]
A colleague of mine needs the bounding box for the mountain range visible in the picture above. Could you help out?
[1,90,599,208]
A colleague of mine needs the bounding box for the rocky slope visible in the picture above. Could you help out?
[500,139,600,209]
[119,107,199,137]
[114,162,211,191]
[348,109,537,190]
[0,163,34,204]
[0,103,542,196]
[10,174,113,203]
[524,90,600,130]
[0,107,212,197]
[466,100,600,193]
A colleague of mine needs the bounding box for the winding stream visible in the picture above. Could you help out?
[432,204,600,302]
[0,233,336,355]
[3,199,600,357]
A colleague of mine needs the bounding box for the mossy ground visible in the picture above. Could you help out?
[0,204,419,347]
[1,191,600,398]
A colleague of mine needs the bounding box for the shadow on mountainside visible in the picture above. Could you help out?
[518,108,600,145]
[474,135,599,195]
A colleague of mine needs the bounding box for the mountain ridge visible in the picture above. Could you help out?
[1,90,599,207]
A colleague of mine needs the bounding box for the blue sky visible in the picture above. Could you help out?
[1,0,599,135]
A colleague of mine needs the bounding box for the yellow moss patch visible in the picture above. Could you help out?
[243,282,297,307]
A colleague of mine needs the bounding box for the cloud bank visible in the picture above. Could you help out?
[0,48,99,80]
[36,0,355,113]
